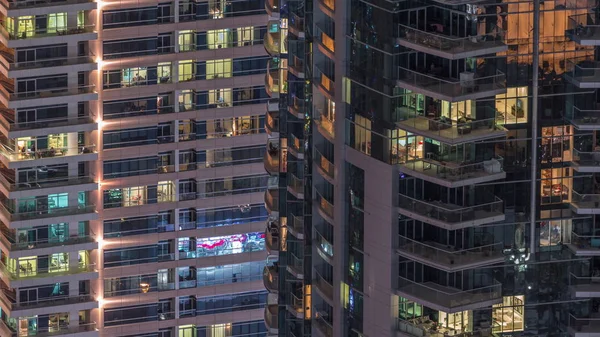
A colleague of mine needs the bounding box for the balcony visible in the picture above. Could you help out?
[314,112,334,141]
[316,0,334,17]
[315,227,333,264]
[263,264,278,293]
[6,55,96,78]
[0,174,97,199]
[288,133,304,159]
[569,314,600,337]
[0,203,96,227]
[315,24,335,59]
[287,173,304,199]
[397,235,504,272]
[0,24,97,49]
[565,58,600,89]
[265,188,279,214]
[571,191,600,214]
[397,24,507,60]
[314,148,334,183]
[572,149,600,172]
[289,13,305,38]
[3,0,97,12]
[569,273,600,298]
[313,269,333,302]
[0,261,96,284]
[567,13,600,46]
[397,277,502,313]
[287,252,304,279]
[315,190,334,224]
[567,230,600,256]
[289,55,305,78]
[0,230,96,258]
[287,293,304,319]
[285,215,303,241]
[265,0,279,18]
[4,85,97,109]
[0,290,97,315]
[314,314,333,337]
[397,194,505,230]
[398,157,505,188]
[396,318,476,337]
[288,95,305,119]
[0,144,98,169]
[264,23,286,56]
[264,141,280,175]
[397,67,506,102]
[396,110,506,145]
[265,109,279,136]
[0,320,97,337]
[314,66,334,98]
[567,106,600,130]
[0,115,97,138]
[265,227,280,254]
[264,304,279,333]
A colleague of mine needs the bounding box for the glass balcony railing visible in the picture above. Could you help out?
[3,291,95,311]
[396,318,479,337]
[315,227,333,260]
[573,149,600,168]
[264,304,279,330]
[314,313,333,337]
[9,55,95,71]
[567,106,600,127]
[265,188,279,213]
[399,156,504,185]
[289,95,305,117]
[569,314,600,334]
[263,265,278,292]
[265,229,279,253]
[0,321,96,337]
[288,173,304,198]
[397,235,504,269]
[0,260,96,281]
[570,272,600,292]
[289,13,304,35]
[0,203,96,222]
[397,24,507,59]
[10,85,96,101]
[396,112,505,144]
[314,66,335,96]
[1,24,95,40]
[265,109,279,134]
[264,28,284,56]
[566,58,600,86]
[289,133,304,158]
[5,0,95,9]
[315,190,334,221]
[397,67,506,100]
[264,146,279,174]
[313,269,333,300]
[569,231,600,252]
[314,148,334,180]
[287,252,303,277]
[289,55,304,76]
[571,190,600,210]
[0,174,96,192]
[0,115,96,132]
[567,13,600,43]
[315,111,334,139]
[0,230,95,251]
[0,144,96,163]
[289,214,304,238]
[315,24,335,54]
[398,193,504,226]
[397,277,501,310]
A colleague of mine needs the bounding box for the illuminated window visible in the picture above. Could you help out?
[209,323,231,337]
[178,61,194,82]
[492,295,524,333]
[540,167,572,205]
[178,30,195,52]
[539,220,570,247]
[209,88,232,107]
[495,87,528,125]
[178,324,196,337]
[353,115,372,156]
[206,59,232,79]
[237,27,254,46]
[157,62,171,83]
[77,10,85,28]
[47,13,67,34]
[439,310,472,332]
[208,29,231,49]
[541,126,573,163]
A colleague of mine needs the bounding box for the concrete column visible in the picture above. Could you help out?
[172,62,179,83]
[68,221,80,237]
[174,1,180,23]
[174,120,180,142]
[174,90,181,112]
[174,150,180,172]
[67,132,78,155]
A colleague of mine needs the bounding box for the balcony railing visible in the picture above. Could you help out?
[567,13,600,43]
[9,85,96,101]
[570,272,600,290]
[0,202,96,222]
[313,269,333,300]
[0,321,96,337]
[397,115,502,143]
[288,173,303,197]
[314,66,334,96]
[0,144,96,162]
[398,193,504,226]
[397,235,503,268]
[568,106,600,127]
[266,109,279,134]
[289,214,304,238]
[397,277,501,310]
[397,67,506,100]
[264,304,279,330]
[314,148,334,180]
[5,0,95,9]
[569,314,600,334]
[7,291,95,310]
[9,55,95,71]
[396,318,481,337]
[399,157,504,185]
[289,133,304,157]
[566,58,600,86]
[315,112,334,139]
[315,24,335,54]
[0,174,95,192]
[265,0,279,15]
[263,265,278,292]
[0,231,95,251]
[289,95,305,117]
[3,24,95,40]
[317,0,334,12]
[1,115,95,132]
[315,190,334,220]
[571,190,600,209]
[0,261,96,280]
[573,149,600,168]
[265,188,279,213]
[266,230,279,252]
[397,24,506,58]
[288,252,303,277]
[570,231,600,251]
[314,314,333,337]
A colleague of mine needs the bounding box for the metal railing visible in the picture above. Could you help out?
[2,115,95,131]
[6,0,94,9]
[314,313,333,336]
[314,148,334,179]
[0,203,96,222]
[397,24,506,53]
[397,67,506,97]
[568,13,600,39]
[568,106,600,124]
[397,235,503,266]
[398,193,503,224]
[570,231,600,250]
[288,173,303,196]
[569,314,600,333]
[10,85,96,101]
[566,57,600,82]
[0,232,95,251]
[0,261,96,280]
[397,276,502,309]
[399,115,499,140]
[9,292,95,310]
[289,133,304,155]
[572,190,600,208]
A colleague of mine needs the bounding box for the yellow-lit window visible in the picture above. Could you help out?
[540,167,572,205]
[492,295,524,333]
[209,323,231,337]
[178,90,194,111]
[49,253,68,272]
[158,62,172,83]
[16,16,34,38]
[47,13,67,34]
[178,30,195,52]
[207,59,232,79]
[77,10,85,28]
[353,115,372,155]
[207,29,230,49]
[237,27,254,46]
[178,60,194,82]
[495,87,528,125]
[209,88,232,107]
[78,250,89,266]
[439,310,472,332]
[541,125,573,163]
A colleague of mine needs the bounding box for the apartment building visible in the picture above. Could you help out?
[265,0,600,336]
[0,0,272,336]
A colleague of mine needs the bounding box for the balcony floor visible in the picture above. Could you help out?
[397,117,505,145]
[399,159,506,188]
[396,241,504,271]
[396,35,508,60]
